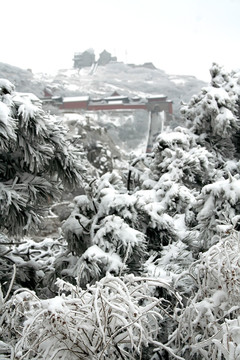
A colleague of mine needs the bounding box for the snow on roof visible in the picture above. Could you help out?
[63,96,89,103]
[104,95,129,101]
[146,94,166,99]
[131,96,141,100]
[105,100,123,104]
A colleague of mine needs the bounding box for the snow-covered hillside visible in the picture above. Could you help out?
[0,61,206,116]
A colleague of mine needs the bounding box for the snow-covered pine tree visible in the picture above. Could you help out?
[179,64,240,252]
[59,171,147,286]
[181,63,240,164]
[166,65,240,359]
[0,79,84,237]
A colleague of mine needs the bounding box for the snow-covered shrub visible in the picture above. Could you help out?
[1,274,183,360]
[60,171,148,282]
[144,239,195,296]
[170,230,240,359]
[0,237,69,299]
[195,174,240,249]
[181,63,240,162]
[145,127,217,188]
[62,195,94,256]
[87,140,114,174]
[92,215,146,264]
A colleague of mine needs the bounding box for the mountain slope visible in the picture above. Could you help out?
[0,62,44,97]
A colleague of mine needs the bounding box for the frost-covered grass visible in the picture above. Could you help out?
[170,230,240,359]
[1,274,183,360]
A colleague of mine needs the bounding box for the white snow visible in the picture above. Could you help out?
[83,244,123,273]
[0,78,15,93]
[170,77,187,85]
[63,96,89,102]
[0,102,10,124]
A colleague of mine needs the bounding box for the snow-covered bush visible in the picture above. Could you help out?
[181,63,240,162]
[1,274,183,360]
[147,127,217,188]
[59,172,147,284]
[195,174,240,249]
[171,230,240,359]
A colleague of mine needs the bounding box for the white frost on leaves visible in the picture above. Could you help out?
[73,194,93,214]
[156,127,194,151]
[0,78,15,94]
[0,102,10,125]
[93,215,145,251]
[175,232,240,358]
[82,244,123,274]
[62,213,90,237]
[135,189,157,206]
[4,275,180,359]
[144,240,193,285]
[44,296,66,314]
[213,106,237,136]
[16,95,39,121]
[224,159,240,173]
[200,176,240,206]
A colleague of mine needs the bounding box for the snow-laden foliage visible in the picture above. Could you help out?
[171,231,240,359]
[60,172,147,284]
[145,126,224,190]
[60,162,197,285]
[181,63,240,162]
[195,174,240,249]
[1,274,183,360]
[0,236,68,300]
[60,65,240,294]
[0,79,84,236]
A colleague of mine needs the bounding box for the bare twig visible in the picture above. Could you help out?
[3,264,16,303]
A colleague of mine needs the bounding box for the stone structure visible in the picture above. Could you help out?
[73,49,95,68]
[146,110,165,153]
[73,49,117,68]
[98,50,117,66]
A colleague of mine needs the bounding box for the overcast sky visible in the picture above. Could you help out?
[1,0,240,81]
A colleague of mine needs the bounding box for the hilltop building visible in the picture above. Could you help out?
[73,49,117,69]
[98,50,117,66]
[45,92,172,115]
[73,49,95,68]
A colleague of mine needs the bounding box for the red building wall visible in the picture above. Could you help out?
[57,97,173,114]
[168,102,173,114]
[59,101,89,110]
[87,104,147,111]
